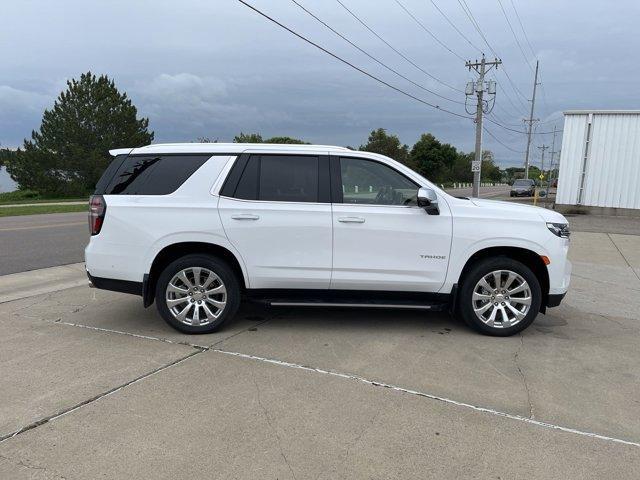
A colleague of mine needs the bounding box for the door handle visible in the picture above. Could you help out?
[231,214,260,220]
[338,216,365,223]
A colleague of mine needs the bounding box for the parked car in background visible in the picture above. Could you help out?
[86,143,571,337]
[510,179,536,197]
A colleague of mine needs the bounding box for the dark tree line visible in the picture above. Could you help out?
[358,128,502,184]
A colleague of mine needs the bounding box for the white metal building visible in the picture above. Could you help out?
[556,110,640,211]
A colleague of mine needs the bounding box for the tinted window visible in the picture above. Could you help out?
[233,155,259,200]
[340,157,418,205]
[229,155,320,202]
[101,155,210,195]
[259,155,318,202]
[94,155,126,194]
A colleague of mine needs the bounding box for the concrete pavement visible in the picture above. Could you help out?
[0,231,639,478]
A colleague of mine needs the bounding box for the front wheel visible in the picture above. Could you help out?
[457,257,541,336]
[155,254,241,334]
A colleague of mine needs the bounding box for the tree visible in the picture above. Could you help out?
[6,72,153,196]
[233,132,308,144]
[0,147,17,169]
[451,152,474,183]
[359,128,409,165]
[409,133,458,183]
[481,150,502,182]
[264,136,309,144]
[233,132,263,143]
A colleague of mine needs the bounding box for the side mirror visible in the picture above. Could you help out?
[417,187,439,215]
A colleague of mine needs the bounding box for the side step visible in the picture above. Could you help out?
[244,289,450,312]
[269,300,446,311]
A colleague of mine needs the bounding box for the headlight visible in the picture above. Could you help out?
[547,222,570,238]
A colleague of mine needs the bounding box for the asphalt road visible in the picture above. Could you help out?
[0,212,87,275]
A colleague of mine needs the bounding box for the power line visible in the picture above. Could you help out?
[428,0,482,54]
[289,0,465,105]
[487,73,530,118]
[334,0,464,93]
[393,0,465,61]
[418,0,529,119]
[236,0,472,119]
[485,115,560,135]
[507,0,554,119]
[487,109,523,128]
[496,0,533,72]
[508,0,536,58]
[483,126,525,154]
[457,0,530,109]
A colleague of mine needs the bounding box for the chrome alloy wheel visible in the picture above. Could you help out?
[471,270,532,328]
[165,267,227,326]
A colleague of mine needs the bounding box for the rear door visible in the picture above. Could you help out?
[218,153,332,289]
[330,155,452,292]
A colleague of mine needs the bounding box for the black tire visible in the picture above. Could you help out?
[155,254,241,334]
[457,257,541,337]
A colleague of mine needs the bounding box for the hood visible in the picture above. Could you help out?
[469,198,568,224]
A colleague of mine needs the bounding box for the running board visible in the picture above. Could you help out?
[244,289,451,312]
[269,301,444,310]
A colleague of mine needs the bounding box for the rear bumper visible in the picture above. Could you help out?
[547,292,566,308]
[87,271,142,296]
[510,190,534,196]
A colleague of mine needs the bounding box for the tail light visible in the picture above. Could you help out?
[89,195,106,235]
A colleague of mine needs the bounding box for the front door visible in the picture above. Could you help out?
[219,153,332,289]
[331,156,452,292]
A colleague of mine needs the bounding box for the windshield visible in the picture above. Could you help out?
[513,180,533,186]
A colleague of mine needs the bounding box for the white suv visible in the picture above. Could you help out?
[85,143,571,336]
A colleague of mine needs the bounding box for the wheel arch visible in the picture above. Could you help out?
[457,246,550,312]
[144,242,248,307]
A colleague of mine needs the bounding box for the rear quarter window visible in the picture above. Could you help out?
[96,154,211,195]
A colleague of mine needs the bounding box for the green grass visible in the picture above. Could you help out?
[0,190,86,205]
[0,203,87,217]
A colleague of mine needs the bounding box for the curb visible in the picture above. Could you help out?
[0,263,88,303]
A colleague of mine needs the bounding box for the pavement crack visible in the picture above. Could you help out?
[251,374,297,480]
[210,314,274,347]
[208,350,640,448]
[0,348,205,445]
[323,408,381,479]
[514,334,534,420]
[607,233,640,283]
[51,321,211,349]
[0,453,67,479]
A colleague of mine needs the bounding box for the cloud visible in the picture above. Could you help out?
[0,85,53,147]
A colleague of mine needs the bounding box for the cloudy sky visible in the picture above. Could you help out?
[2,0,639,189]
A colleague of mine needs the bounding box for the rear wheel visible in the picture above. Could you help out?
[155,254,240,334]
[457,257,541,336]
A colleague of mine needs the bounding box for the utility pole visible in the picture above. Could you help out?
[523,60,540,179]
[465,55,501,197]
[537,144,549,176]
[534,144,548,207]
[544,126,558,208]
